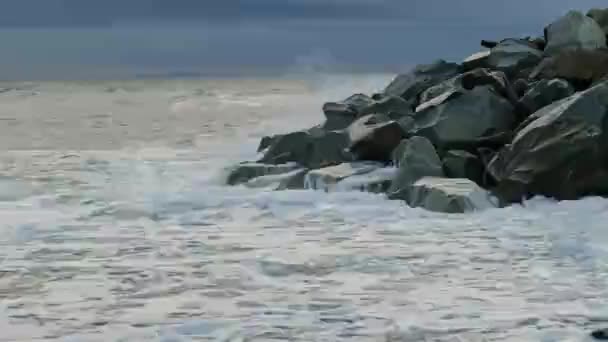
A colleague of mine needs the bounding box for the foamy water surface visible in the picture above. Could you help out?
[1,75,608,341]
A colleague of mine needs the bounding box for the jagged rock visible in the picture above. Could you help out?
[225,162,301,186]
[388,136,444,200]
[347,114,407,162]
[322,93,375,130]
[463,39,542,76]
[530,48,608,89]
[257,135,281,152]
[528,36,547,51]
[488,80,608,203]
[276,169,309,190]
[361,95,414,119]
[462,50,491,71]
[384,60,461,102]
[544,10,607,55]
[517,78,574,115]
[512,79,531,97]
[460,68,519,106]
[304,162,387,192]
[260,130,352,169]
[407,177,498,213]
[587,8,608,37]
[412,85,516,150]
[442,150,485,186]
[486,39,543,76]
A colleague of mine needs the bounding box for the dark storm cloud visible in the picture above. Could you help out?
[2,0,607,27]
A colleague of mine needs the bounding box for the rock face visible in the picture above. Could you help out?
[517,78,574,115]
[226,163,301,186]
[361,95,414,119]
[587,8,608,36]
[531,49,608,89]
[488,80,608,203]
[322,94,375,130]
[407,177,498,214]
[347,114,407,162]
[305,162,392,193]
[260,130,352,169]
[544,10,607,54]
[413,85,516,149]
[487,39,543,76]
[388,136,444,200]
[384,60,461,102]
[442,150,485,186]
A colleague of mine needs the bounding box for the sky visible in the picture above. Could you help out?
[0,0,606,80]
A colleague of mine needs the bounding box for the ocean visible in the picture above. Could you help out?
[1,75,608,341]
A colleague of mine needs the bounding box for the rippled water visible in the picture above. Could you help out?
[1,75,608,341]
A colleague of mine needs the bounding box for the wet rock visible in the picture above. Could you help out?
[442,150,485,186]
[407,177,498,214]
[322,93,375,130]
[412,85,516,150]
[388,136,444,200]
[347,114,407,162]
[517,78,574,115]
[304,162,387,192]
[258,135,281,152]
[226,162,301,186]
[591,328,608,340]
[276,169,309,190]
[384,60,461,102]
[544,10,607,54]
[260,130,352,169]
[530,49,608,89]
[488,80,608,203]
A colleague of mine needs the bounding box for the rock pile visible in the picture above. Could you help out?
[225,8,608,214]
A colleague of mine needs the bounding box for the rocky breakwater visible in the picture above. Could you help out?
[225,8,608,214]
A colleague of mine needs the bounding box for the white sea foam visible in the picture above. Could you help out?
[0,75,607,341]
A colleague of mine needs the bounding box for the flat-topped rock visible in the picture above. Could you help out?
[226,162,301,186]
[304,162,387,192]
[322,93,375,130]
[347,114,407,162]
[407,177,498,213]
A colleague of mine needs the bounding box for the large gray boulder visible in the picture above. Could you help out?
[322,93,375,130]
[304,162,393,193]
[412,85,516,150]
[442,150,485,186]
[488,80,608,203]
[407,177,498,214]
[388,136,444,200]
[384,60,461,103]
[347,114,407,162]
[225,162,301,186]
[463,39,543,76]
[544,10,607,55]
[260,130,352,169]
[517,78,574,115]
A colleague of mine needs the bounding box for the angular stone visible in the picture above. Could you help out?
[388,136,444,200]
[384,60,461,102]
[257,135,281,152]
[225,162,300,186]
[460,69,519,106]
[260,130,352,169]
[412,85,516,149]
[361,95,414,119]
[530,49,608,89]
[322,93,375,130]
[462,50,491,71]
[347,114,406,162]
[486,39,543,76]
[488,80,608,203]
[442,150,485,186]
[304,162,385,192]
[544,10,607,55]
[407,177,498,214]
[518,78,574,115]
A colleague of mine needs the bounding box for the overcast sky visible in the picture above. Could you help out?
[0,1,606,80]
